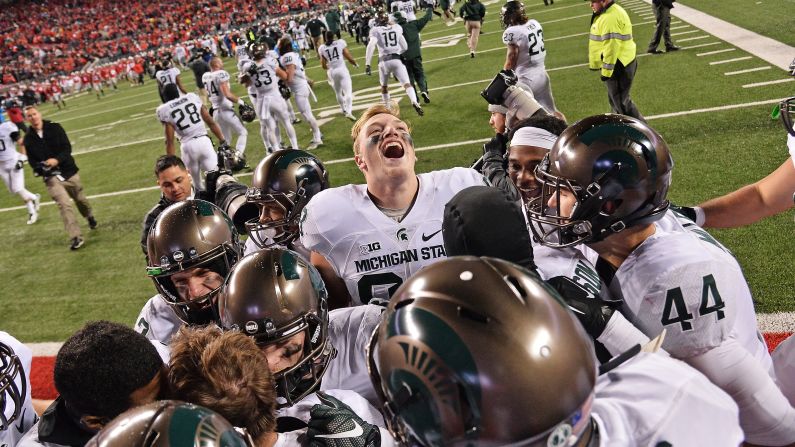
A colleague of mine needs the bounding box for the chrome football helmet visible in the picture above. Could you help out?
[0,341,26,431]
[245,150,328,249]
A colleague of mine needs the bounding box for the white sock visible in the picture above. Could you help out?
[381,92,390,104]
[26,199,36,215]
[405,86,419,105]
[18,189,36,203]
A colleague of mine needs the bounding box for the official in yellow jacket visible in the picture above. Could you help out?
[588,0,645,121]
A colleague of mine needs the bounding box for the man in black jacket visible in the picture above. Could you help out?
[647,0,680,53]
[140,155,208,260]
[23,106,96,250]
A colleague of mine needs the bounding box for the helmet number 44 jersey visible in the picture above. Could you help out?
[503,20,546,70]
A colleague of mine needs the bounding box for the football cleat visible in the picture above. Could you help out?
[70,237,85,250]
[421,92,431,104]
[88,216,98,230]
[27,212,38,225]
[306,140,323,150]
[345,112,357,121]
[413,103,424,116]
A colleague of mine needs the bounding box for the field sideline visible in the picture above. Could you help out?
[1,0,794,367]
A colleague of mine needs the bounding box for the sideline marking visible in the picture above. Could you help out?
[709,56,752,65]
[725,66,771,76]
[743,78,794,89]
[697,48,735,57]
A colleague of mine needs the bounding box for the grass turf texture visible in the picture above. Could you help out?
[1,0,793,341]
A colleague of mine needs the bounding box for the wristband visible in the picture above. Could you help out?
[693,206,705,227]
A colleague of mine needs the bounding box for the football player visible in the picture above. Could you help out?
[86,401,252,447]
[18,322,166,447]
[1,332,37,447]
[48,79,66,110]
[136,199,243,346]
[299,103,487,308]
[390,0,417,21]
[155,84,226,190]
[0,120,40,225]
[318,31,359,121]
[239,42,300,151]
[202,57,249,163]
[527,114,795,445]
[90,70,105,99]
[243,149,328,256]
[369,257,744,446]
[217,248,391,419]
[364,10,424,116]
[154,59,186,103]
[277,37,324,150]
[501,0,562,118]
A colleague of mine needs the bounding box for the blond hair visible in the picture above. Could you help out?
[351,101,409,155]
[168,326,277,438]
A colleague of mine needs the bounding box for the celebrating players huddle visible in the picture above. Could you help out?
[4,1,795,447]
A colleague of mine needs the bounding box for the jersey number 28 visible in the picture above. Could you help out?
[171,103,201,131]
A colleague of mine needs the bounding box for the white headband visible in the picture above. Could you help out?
[509,126,558,150]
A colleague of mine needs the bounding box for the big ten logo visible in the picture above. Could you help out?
[359,241,382,255]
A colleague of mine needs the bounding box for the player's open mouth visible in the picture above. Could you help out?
[382,141,405,159]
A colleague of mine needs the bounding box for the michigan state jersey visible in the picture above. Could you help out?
[240,58,280,97]
[300,168,487,305]
[279,51,309,94]
[319,40,348,70]
[369,24,407,57]
[322,304,385,407]
[155,93,206,141]
[155,67,180,88]
[0,122,20,163]
[235,44,250,62]
[534,245,612,301]
[607,210,769,365]
[773,334,795,406]
[134,294,183,346]
[593,351,743,446]
[202,70,233,110]
[1,331,37,447]
[391,0,417,21]
[502,19,547,76]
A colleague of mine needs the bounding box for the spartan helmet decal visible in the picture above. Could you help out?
[368,256,598,447]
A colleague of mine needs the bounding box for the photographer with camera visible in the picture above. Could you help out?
[23,106,96,250]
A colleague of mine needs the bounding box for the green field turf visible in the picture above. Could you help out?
[1,0,794,341]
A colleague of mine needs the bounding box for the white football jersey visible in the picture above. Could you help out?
[319,40,348,70]
[321,304,385,407]
[240,58,280,97]
[202,70,233,110]
[292,25,307,41]
[155,67,181,88]
[300,168,487,305]
[235,44,250,62]
[279,51,309,92]
[369,24,407,57]
[0,122,20,163]
[608,210,770,365]
[155,93,207,141]
[1,332,38,447]
[788,133,795,167]
[502,20,547,77]
[391,0,417,21]
[592,351,743,446]
[534,245,612,300]
[134,294,183,346]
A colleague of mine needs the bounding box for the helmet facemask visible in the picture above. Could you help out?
[248,312,335,408]
[779,96,795,137]
[147,246,239,325]
[244,182,310,249]
[0,342,25,431]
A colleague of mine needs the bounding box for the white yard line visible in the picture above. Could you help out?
[678,35,711,42]
[709,56,752,65]
[697,48,735,57]
[743,78,795,89]
[670,25,690,30]
[671,30,700,36]
[724,66,771,76]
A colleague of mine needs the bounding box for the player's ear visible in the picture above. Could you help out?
[354,148,367,172]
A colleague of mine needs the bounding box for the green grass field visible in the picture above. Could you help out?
[2,0,794,341]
